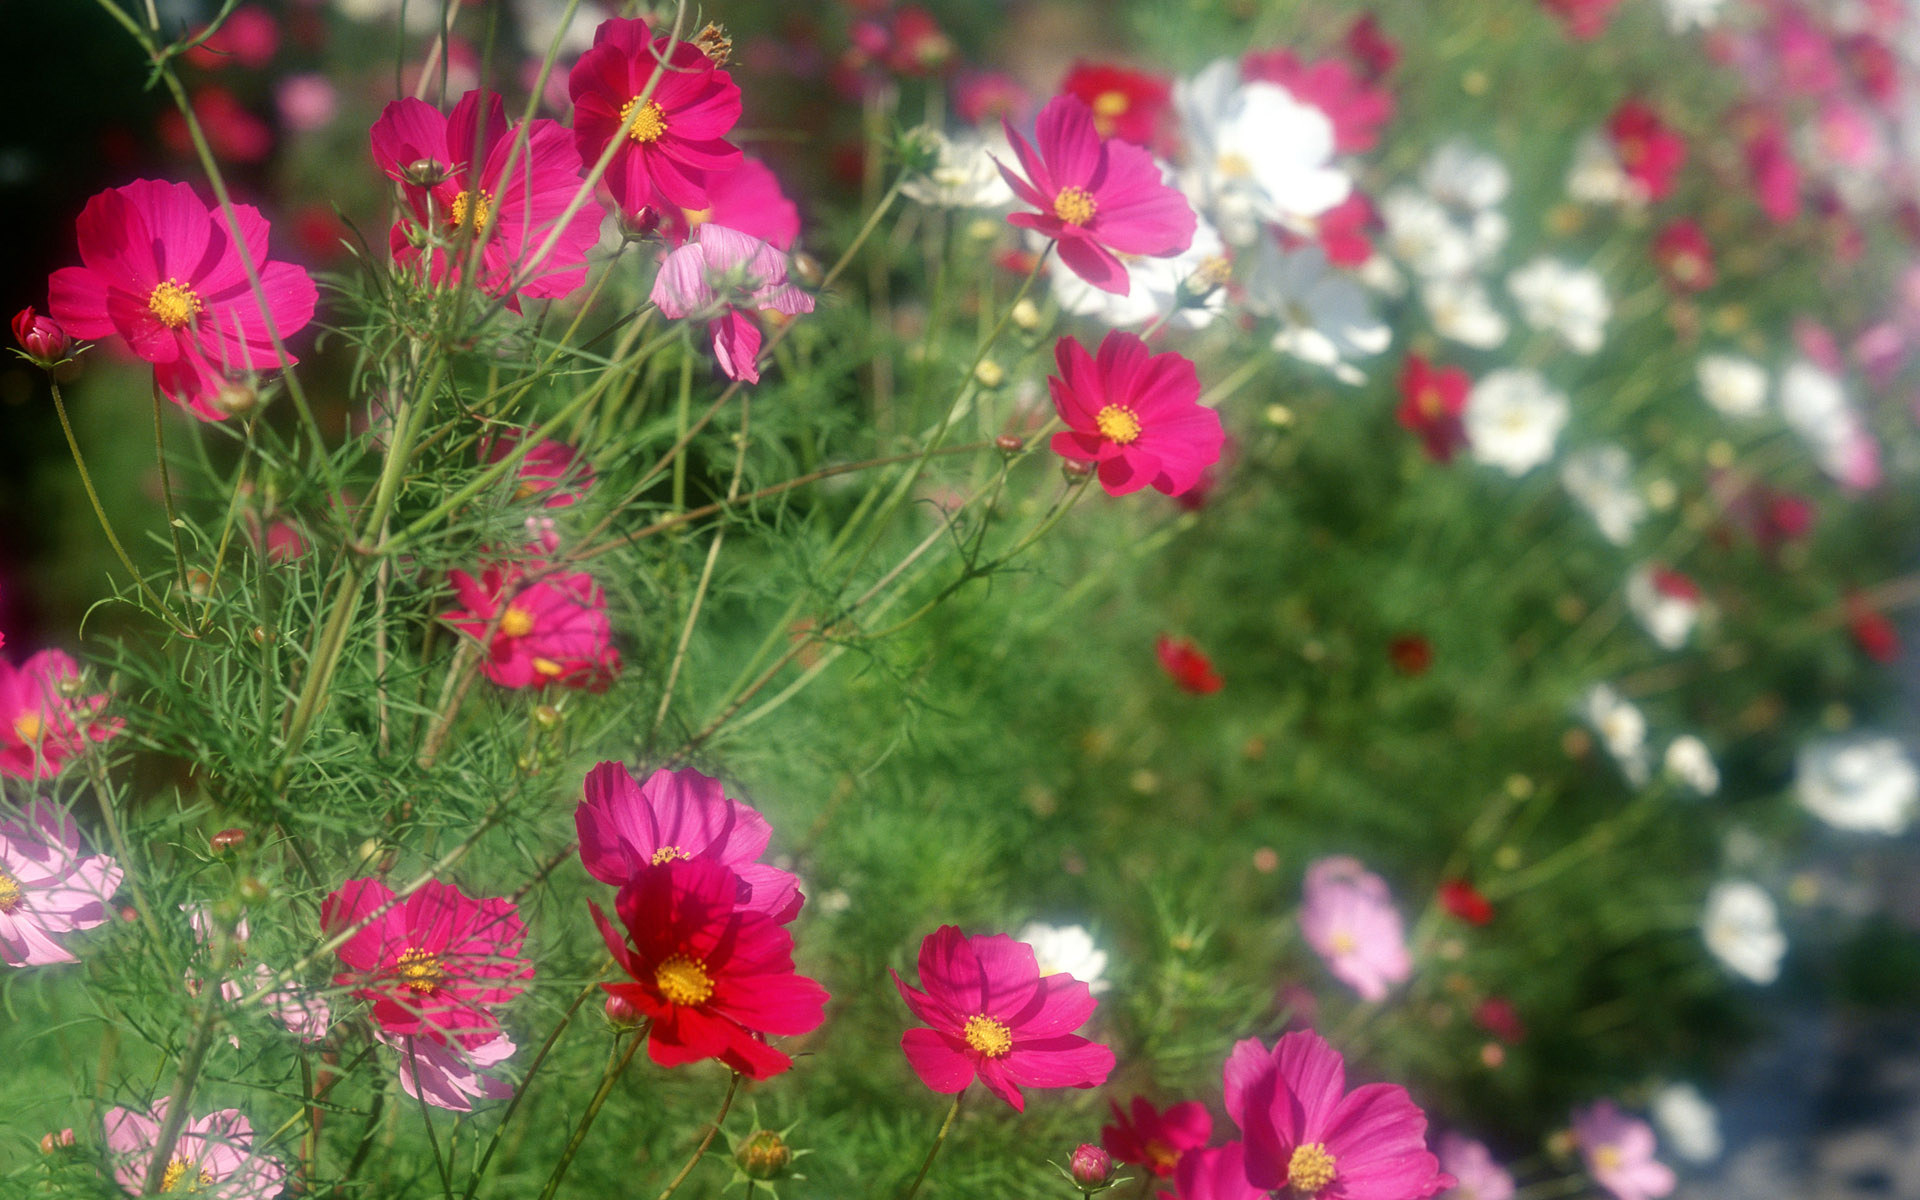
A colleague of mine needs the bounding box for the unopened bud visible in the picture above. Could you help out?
[402,158,450,188]
[1180,255,1233,304]
[38,1129,75,1155]
[618,205,662,243]
[789,252,824,290]
[1010,298,1041,331]
[212,379,259,418]
[188,569,214,599]
[973,359,1005,388]
[735,1130,793,1180]
[1061,458,1095,484]
[1069,1144,1116,1190]
[694,22,732,66]
[237,876,269,906]
[250,625,275,646]
[532,704,562,730]
[605,993,645,1027]
[994,434,1023,454]
[12,307,70,365]
[210,828,247,854]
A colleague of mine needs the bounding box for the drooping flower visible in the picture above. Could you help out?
[1156,635,1224,695]
[1161,1142,1266,1200]
[1607,101,1687,202]
[442,559,620,690]
[649,223,816,385]
[1223,1030,1452,1198]
[997,93,1196,294]
[1061,61,1172,147]
[1464,370,1568,476]
[1299,857,1412,1002]
[369,89,602,309]
[1652,219,1714,292]
[892,924,1115,1111]
[1398,355,1471,463]
[1016,921,1111,994]
[1795,735,1917,835]
[480,431,595,508]
[1103,1096,1212,1178]
[576,761,802,922]
[568,16,743,214]
[1437,1133,1514,1200]
[377,1028,516,1112]
[1649,1082,1722,1165]
[1571,1101,1675,1200]
[103,1100,286,1200]
[593,857,829,1079]
[659,155,803,250]
[321,877,532,1039]
[0,800,122,968]
[1176,60,1350,246]
[1507,258,1609,354]
[1701,880,1785,985]
[1342,15,1400,80]
[46,179,317,419]
[0,650,120,780]
[1047,332,1223,499]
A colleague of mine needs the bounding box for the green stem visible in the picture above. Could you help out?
[654,1071,742,1200]
[534,1029,647,1200]
[899,1090,965,1200]
[461,975,606,1200]
[152,383,192,606]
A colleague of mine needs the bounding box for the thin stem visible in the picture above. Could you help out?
[654,1071,742,1200]
[534,1029,647,1200]
[899,1090,965,1200]
[152,384,192,606]
[407,1038,456,1199]
[461,975,606,1200]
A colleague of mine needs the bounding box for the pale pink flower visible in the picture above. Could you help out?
[0,800,122,967]
[1572,1101,1675,1200]
[103,1099,285,1199]
[649,224,815,384]
[1299,856,1412,1002]
[378,1028,516,1112]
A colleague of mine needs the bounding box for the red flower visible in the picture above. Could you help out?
[442,559,620,691]
[1397,355,1471,463]
[893,925,1116,1111]
[1652,219,1714,293]
[1102,1096,1213,1178]
[1242,50,1394,154]
[1048,332,1223,498]
[1847,593,1901,664]
[1437,879,1494,926]
[1387,634,1433,677]
[1608,101,1686,203]
[1061,61,1172,148]
[1473,997,1526,1044]
[1342,15,1400,81]
[1156,635,1223,695]
[593,858,829,1079]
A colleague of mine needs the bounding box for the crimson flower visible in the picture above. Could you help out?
[1049,332,1223,498]
[1156,635,1224,695]
[1473,996,1527,1044]
[569,17,743,215]
[443,559,620,690]
[479,431,594,509]
[1387,634,1433,677]
[893,925,1115,1111]
[1061,61,1172,148]
[1846,593,1902,664]
[1397,355,1471,463]
[997,94,1196,295]
[1162,1142,1265,1200]
[47,179,316,420]
[1104,1096,1213,1178]
[593,858,829,1079]
[1652,219,1714,293]
[1224,1030,1452,1199]
[1437,878,1494,926]
[1608,102,1687,202]
[321,878,532,1039]
[1342,15,1401,81]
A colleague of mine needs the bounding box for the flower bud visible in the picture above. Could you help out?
[402,158,450,188]
[212,379,260,418]
[605,993,645,1026]
[617,205,662,243]
[973,359,1005,388]
[12,307,69,365]
[210,827,247,854]
[237,876,270,906]
[994,434,1024,454]
[1010,298,1041,331]
[39,1128,75,1155]
[1069,1144,1115,1190]
[1061,458,1095,484]
[533,704,563,730]
[789,252,824,290]
[735,1130,793,1180]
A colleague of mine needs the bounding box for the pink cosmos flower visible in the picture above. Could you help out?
[12,306,70,364]
[1652,220,1714,293]
[1438,1133,1515,1200]
[0,800,122,968]
[378,1028,515,1112]
[997,94,1196,295]
[1104,1096,1214,1178]
[321,877,532,1040]
[1299,856,1412,1003]
[159,86,274,165]
[1744,113,1802,224]
[1048,332,1223,498]
[103,1099,285,1199]
[660,156,803,251]
[892,925,1116,1112]
[1161,1142,1265,1200]
[1571,1101,1676,1200]
[577,761,803,922]
[46,179,317,420]
[480,431,595,508]
[954,70,1033,126]
[1540,0,1623,39]
[370,89,602,309]
[1242,50,1395,154]
[1224,1030,1453,1199]
[185,905,331,1043]
[1607,102,1686,203]
[184,4,279,70]
[649,224,815,385]
[0,650,120,780]
[569,17,743,214]
[443,559,620,690]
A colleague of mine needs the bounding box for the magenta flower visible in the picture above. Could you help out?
[370,89,603,309]
[46,179,316,420]
[577,762,802,922]
[320,878,532,1040]
[1299,856,1412,1002]
[480,430,595,508]
[660,155,803,251]
[892,925,1115,1112]
[1105,1095,1214,1177]
[0,649,120,780]
[1571,1101,1676,1200]
[377,1028,516,1112]
[1223,1030,1452,1199]
[997,93,1196,294]
[1048,331,1223,498]
[103,1099,285,1199]
[0,800,122,968]
[1160,1142,1265,1200]
[443,559,621,691]
[650,224,816,384]
[569,17,743,214]
[1437,1133,1514,1200]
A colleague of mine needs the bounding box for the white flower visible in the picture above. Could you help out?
[1508,258,1609,354]
[1776,359,1876,485]
[1626,565,1702,651]
[1796,735,1919,834]
[1017,921,1110,994]
[1422,141,1510,212]
[901,128,1016,210]
[1422,277,1509,348]
[1050,210,1228,330]
[1696,354,1768,419]
[1561,445,1646,546]
[1243,242,1389,384]
[1176,59,1351,245]
[1380,189,1476,280]
[1702,880,1786,985]
[1581,683,1650,786]
[1665,736,1720,795]
[1662,0,1727,31]
[1651,1083,1724,1165]
[1566,132,1634,206]
[1466,369,1568,475]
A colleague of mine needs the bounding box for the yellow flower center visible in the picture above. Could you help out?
[682,206,714,230]
[1328,929,1358,956]
[1092,90,1130,119]
[0,868,20,914]
[147,279,203,330]
[1217,152,1253,179]
[531,657,564,678]
[655,954,714,1006]
[1095,405,1142,445]
[962,1013,1013,1058]
[395,947,446,994]
[1592,1144,1624,1172]
[159,1157,214,1193]
[1286,1142,1338,1195]
[12,711,44,744]
[1145,1139,1179,1173]
[621,97,668,143]
[449,188,495,232]
[1053,186,1097,226]
[651,845,690,866]
[1195,255,1233,289]
[498,606,535,638]
[1417,387,1447,420]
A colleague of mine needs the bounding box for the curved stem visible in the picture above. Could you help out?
[152,383,192,606]
[654,1070,742,1200]
[534,1028,647,1200]
[899,1090,965,1200]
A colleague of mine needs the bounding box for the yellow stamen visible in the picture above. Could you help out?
[498,606,535,638]
[682,206,713,230]
[1095,405,1142,445]
[394,947,446,994]
[531,657,564,678]
[0,868,20,914]
[12,711,44,744]
[159,1157,213,1193]
[1329,930,1358,955]
[1286,1142,1337,1195]
[655,954,714,1006]
[962,1013,1013,1058]
[1092,90,1130,119]
[1053,186,1097,226]
[449,188,495,232]
[1417,387,1446,420]
[621,97,668,143]
[147,279,203,329]
[651,845,690,865]
[1593,1145,1624,1172]
[1145,1140,1179,1173]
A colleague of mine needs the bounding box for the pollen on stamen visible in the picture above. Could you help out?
[449,188,496,232]
[621,97,668,144]
[1053,186,1097,226]
[394,947,446,994]
[1287,1142,1338,1195]
[498,607,535,638]
[0,868,21,914]
[962,1013,1013,1058]
[147,279,203,330]
[651,845,691,866]
[655,954,714,1006]
[1095,404,1142,445]
[13,711,44,743]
